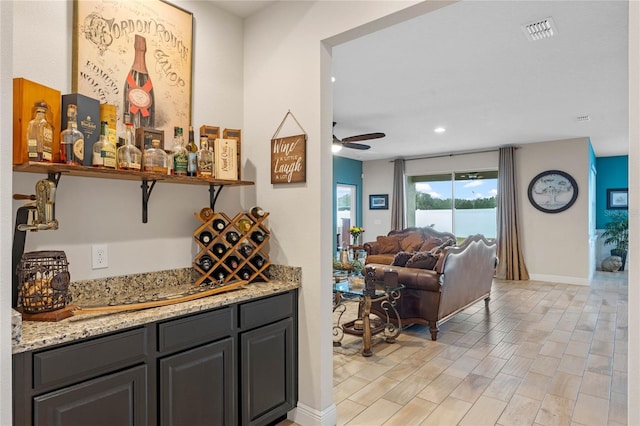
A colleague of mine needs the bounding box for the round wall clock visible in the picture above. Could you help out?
[527,170,578,213]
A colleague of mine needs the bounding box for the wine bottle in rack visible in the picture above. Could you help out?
[226,231,240,245]
[212,218,226,232]
[211,243,228,257]
[238,244,253,258]
[250,231,265,244]
[212,267,227,282]
[225,255,240,269]
[250,254,265,269]
[198,255,214,272]
[237,268,252,281]
[250,206,265,219]
[237,218,252,233]
[198,231,213,246]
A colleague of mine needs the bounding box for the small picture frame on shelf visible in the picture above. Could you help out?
[369,194,388,210]
[607,188,628,210]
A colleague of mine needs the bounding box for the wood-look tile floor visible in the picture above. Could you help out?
[279,271,628,426]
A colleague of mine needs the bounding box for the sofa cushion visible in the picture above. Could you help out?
[432,238,456,254]
[366,254,395,265]
[418,236,443,252]
[377,235,401,254]
[405,251,439,269]
[399,232,424,252]
[392,251,414,267]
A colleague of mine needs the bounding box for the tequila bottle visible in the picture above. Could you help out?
[92,121,116,169]
[26,102,54,162]
[196,136,213,177]
[117,122,142,171]
[60,104,84,165]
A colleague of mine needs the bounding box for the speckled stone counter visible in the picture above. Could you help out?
[13,265,301,354]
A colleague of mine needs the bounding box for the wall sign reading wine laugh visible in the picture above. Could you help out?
[72,0,193,141]
[271,111,307,184]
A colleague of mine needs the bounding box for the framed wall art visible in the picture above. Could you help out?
[369,194,389,210]
[607,188,628,210]
[527,170,578,213]
[72,0,193,142]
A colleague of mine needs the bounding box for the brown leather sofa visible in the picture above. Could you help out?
[366,234,497,341]
[363,227,456,265]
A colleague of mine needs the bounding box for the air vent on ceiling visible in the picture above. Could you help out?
[522,17,557,41]
[576,115,591,122]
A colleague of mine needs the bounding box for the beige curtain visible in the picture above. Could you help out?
[391,159,405,230]
[496,147,529,280]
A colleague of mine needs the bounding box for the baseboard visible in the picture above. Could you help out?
[528,273,590,286]
[288,402,337,426]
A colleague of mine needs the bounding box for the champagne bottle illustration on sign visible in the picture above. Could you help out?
[123,35,154,128]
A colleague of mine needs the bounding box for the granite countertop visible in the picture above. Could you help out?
[12,265,301,354]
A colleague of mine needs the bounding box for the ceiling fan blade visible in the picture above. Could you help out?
[342,132,386,142]
[342,141,371,150]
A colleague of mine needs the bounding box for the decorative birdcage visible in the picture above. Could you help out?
[17,251,71,314]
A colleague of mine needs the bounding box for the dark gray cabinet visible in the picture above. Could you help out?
[13,289,298,426]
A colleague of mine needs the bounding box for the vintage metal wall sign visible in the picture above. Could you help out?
[270,111,307,184]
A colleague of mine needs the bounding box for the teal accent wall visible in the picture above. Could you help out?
[333,156,363,253]
[596,155,628,228]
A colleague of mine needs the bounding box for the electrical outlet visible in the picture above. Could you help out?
[92,244,108,269]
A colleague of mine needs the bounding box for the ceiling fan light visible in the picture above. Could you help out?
[332,143,343,153]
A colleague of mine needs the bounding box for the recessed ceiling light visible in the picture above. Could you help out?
[331,76,336,83]
[434,127,446,133]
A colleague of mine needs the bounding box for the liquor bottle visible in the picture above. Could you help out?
[172,127,188,176]
[250,206,265,219]
[123,35,154,128]
[142,139,168,174]
[186,126,198,176]
[26,102,54,162]
[198,255,214,272]
[117,121,142,171]
[198,231,213,246]
[237,268,252,281]
[250,231,265,244]
[226,231,240,245]
[60,104,84,165]
[225,255,240,270]
[211,243,228,257]
[238,244,253,258]
[92,121,116,169]
[196,136,214,178]
[237,218,252,233]
[250,255,265,269]
[212,218,226,232]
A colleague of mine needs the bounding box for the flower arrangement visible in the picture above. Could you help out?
[349,226,365,245]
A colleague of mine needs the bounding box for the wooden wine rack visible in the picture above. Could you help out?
[193,210,271,286]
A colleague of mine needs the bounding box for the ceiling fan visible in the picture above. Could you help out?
[332,122,385,151]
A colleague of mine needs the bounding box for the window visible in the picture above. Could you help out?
[407,171,498,239]
[336,184,356,248]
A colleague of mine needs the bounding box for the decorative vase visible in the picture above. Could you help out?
[352,236,358,246]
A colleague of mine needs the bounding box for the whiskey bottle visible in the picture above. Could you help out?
[26,102,54,162]
[196,136,213,178]
[142,139,168,174]
[123,35,154,128]
[92,121,116,169]
[116,122,142,171]
[186,126,198,177]
[172,127,188,176]
[60,104,84,165]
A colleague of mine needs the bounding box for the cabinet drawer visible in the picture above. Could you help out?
[33,328,148,391]
[158,306,233,353]
[239,291,295,330]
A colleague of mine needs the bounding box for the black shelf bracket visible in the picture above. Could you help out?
[141,180,157,223]
[209,184,224,211]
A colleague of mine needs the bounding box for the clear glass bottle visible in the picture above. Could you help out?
[143,139,168,174]
[172,127,188,176]
[117,122,142,171]
[186,126,198,176]
[92,121,117,169]
[196,136,213,178]
[26,102,54,162]
[60,104,84,165]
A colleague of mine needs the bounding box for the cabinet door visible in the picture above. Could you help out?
[33,365,148,426]
[240,318,296,426]
[159,338,235,426]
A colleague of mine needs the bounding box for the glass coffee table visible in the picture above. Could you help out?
[333,276,403,357]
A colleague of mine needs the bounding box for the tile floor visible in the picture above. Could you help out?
[281,270,628,426]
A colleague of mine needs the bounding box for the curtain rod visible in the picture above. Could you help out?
[389,146,517,162]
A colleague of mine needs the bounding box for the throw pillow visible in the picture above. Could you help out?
[377,235,401,254]
[405,251,439,269]
[431,238,456,254]
[400,232,425,252]
[418,236,443,252]
[392,251,413,267]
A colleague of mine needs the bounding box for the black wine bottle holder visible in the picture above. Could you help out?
[193,210,271,286]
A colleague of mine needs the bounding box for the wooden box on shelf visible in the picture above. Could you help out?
[193,210,270,286]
